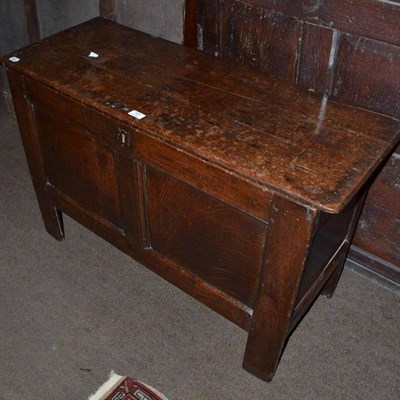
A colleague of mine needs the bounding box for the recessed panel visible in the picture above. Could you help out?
[33,105,122,228]
[146,167,267,308]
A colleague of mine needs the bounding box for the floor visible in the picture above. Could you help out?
[1,109,399,399]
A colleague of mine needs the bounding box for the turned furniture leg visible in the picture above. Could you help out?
[242,196,319,381]
[321,191,367,298]
[7,68,64,241]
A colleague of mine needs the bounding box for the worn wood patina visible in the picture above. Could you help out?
[185,0,400,288]
[3,18,400,381]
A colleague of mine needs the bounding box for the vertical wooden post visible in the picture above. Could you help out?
[0,70,14,113]
[1,1,41,112]
[24,0,41,43]
[243,196,319,381]
[7,69,64,241]
[99,0,118,22]
[184,0,197,48]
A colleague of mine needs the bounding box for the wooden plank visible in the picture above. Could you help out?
[0,68,14,114]
[296,197,355,302]
[184,0,197,48]
[24,0,41,43]
[243,197,319,381]
[146,166,268,308]
[332,34,400,118]
[99,0,117,22]
[24,75,273,221]
[297,22,335,94]
[33,105,123,228]
[348,245,400,286]
[131,127,273,222]
[292,240,348,329]
[353,202,400,266]
[6,69,64,240]
[196,0,221,55]
[365,153,400,216]
[231,0,400,47]
[220,0,302,81]
[134,249,253,330]
[333,34,400,116]
[2,18,399,214]
[185,0,221,52]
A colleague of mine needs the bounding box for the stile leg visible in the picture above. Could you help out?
[7,68,64,241]
[242,196,319,381]
[321,191,367,298]
[321,255,346,298]
[36,194,64,241]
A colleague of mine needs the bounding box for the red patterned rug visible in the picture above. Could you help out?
[88,372,168,400]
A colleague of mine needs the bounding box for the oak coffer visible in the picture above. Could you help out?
[3,18,400,381]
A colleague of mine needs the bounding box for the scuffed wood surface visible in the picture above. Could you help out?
[365,154,400,216]
[24,0,41,43]
[184,0,197,48]
[195,0,400,118]
[196,0,220,55]
[220,0,301,81]
[3,18,400,213]
[333,34,400,117]
[353,202,400,266]
[227,0,400,46]
[297,23,334,94]
[147,166,267,307]
[191,0,400,273]
[353,153,400,266]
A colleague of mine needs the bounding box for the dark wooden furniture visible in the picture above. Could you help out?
[184,0,400,287]
[3,18,399,381]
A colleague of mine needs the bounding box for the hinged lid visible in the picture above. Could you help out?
[3,17,400,213]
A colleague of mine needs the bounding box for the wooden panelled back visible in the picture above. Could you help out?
[186,0,400,274]
[189,0,400,121]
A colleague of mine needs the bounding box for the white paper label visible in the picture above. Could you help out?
[9,56,20,63]
[128,110,146,120]
[89,51,99,58]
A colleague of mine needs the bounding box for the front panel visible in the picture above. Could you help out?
[33,104,122,228]
[145,166,267,308]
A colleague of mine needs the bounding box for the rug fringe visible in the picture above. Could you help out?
[88,371,125,400]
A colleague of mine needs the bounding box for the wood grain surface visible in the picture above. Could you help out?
[147,167,267,307]
[220,0,301,81]
[3,17,399,213]
[186,0,400,280]
[6,16,399,382]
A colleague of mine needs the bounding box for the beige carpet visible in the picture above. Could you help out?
[1,109,399,399]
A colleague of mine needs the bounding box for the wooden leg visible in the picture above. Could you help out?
[36,193,64,241]
[242,196,319,381]
[321,253,346,298]
[7,68,64,241]
[321,191,367,298]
